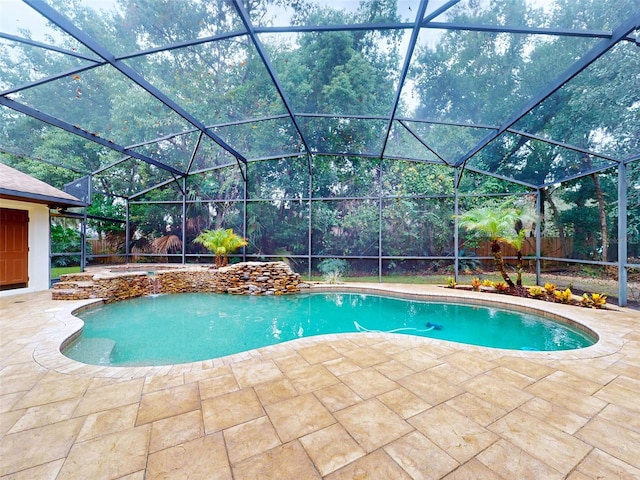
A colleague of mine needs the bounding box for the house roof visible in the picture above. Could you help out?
[0,163,86,208]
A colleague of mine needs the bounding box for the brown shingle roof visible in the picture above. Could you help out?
[0,163,85,208]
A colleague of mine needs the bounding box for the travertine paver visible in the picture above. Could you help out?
[148,410,204,453]
[377,386,431,419]
[135,383,199,425]
[475,439,565,479]
[383,430,459,479]
[265,393,335,442]
[223,415,281,464]
[489,409,592,474]
[0,417,84,476]
[299,423,365,476]
[325,449,412,479]
[232,440,320,480]
[575,417,640,469]
[57,425,150,480]
[201,388,264,433]
[409,403,498,464]
[339,366,397,399]
[231,360,284,388]
[0,285,639,479]
[334,398,413,452]
[146,433,231,480]
[313,383,363,412]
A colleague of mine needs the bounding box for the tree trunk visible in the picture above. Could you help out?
[542,188,569,257]
[591,173,608,262]
[516,250,523,286]
[491,240,515,288]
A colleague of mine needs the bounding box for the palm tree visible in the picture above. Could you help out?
[193,228,248,267]
[152,234,183,262]
[458,204,532,288]
[508,228,528,287]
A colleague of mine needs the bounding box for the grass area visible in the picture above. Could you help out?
[310,271,637,306]
[309,275,444,284]
[50,266,81,280]
[310,273,537,285]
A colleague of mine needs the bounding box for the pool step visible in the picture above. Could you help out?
[59,272,96,282]
[52,280,97,300]
[66,337,116,365]
[51,289,90,300]
[53,281,95,289]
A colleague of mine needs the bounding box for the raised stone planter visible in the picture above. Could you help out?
[215,261,301,296]
[52,262,303,302]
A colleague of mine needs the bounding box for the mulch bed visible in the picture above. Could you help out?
[450,285,609,309]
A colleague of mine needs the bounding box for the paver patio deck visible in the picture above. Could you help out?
[1,284,639,479]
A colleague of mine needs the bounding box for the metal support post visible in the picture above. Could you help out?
[182,176,187,265]
[536,188,542,285]
[243,164,248,263]
[454,168,460,283]
[378,162,383,283]
[308,158,313,281]
[125,200,130,263]
[81,207,87,271]
[618,162,628,307]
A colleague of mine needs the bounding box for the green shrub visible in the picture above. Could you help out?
[323,271,344,284]
[50,224,92,267]
[318,258,350,276]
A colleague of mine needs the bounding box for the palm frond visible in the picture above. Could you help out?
[152,235,183,254]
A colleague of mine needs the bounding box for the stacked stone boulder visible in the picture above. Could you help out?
[154,269,218,294]
[93,273,150,303]
[54,272,152,303]
[49,272,97,300]
[215,261,301,295]
[52,262,302,302]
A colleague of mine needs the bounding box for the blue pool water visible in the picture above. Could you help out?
[63,292,596,366]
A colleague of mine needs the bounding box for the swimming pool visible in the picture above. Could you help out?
[62,292,597,366]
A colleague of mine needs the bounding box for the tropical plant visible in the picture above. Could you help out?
[457,248,481,273]
[590,293,607,308]
[323,270,344,285]
[581,292,607,309]
[458,203,533,288]
[152,234,183,262]
[471,278,481,291]
[494,281,509,293]
[528,286,545,298]
[508,228,531,287]
[581,293,593,308]
[446,277,457,288]
[193,228,248,267]
[554,288,573,304]
[318,258,350,277]
[544,283,557,295]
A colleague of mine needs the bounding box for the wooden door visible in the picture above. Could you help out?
[0,208,29,288]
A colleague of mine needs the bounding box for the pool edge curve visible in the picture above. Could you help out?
[37,283,628,378]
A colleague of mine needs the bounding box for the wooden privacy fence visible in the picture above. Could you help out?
[469,237,571,259]
[87,239,122,264]
[88,237,573,258]
[88,239,114,253]
[88,237,572,264]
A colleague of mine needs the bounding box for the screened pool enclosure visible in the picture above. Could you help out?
[1,0,638,305]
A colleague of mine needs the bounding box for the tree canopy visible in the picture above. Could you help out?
[0,0,637,273]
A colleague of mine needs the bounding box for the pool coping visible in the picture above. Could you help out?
[34,283,632,378]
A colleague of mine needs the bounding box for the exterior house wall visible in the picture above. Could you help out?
[0,199,50,297]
